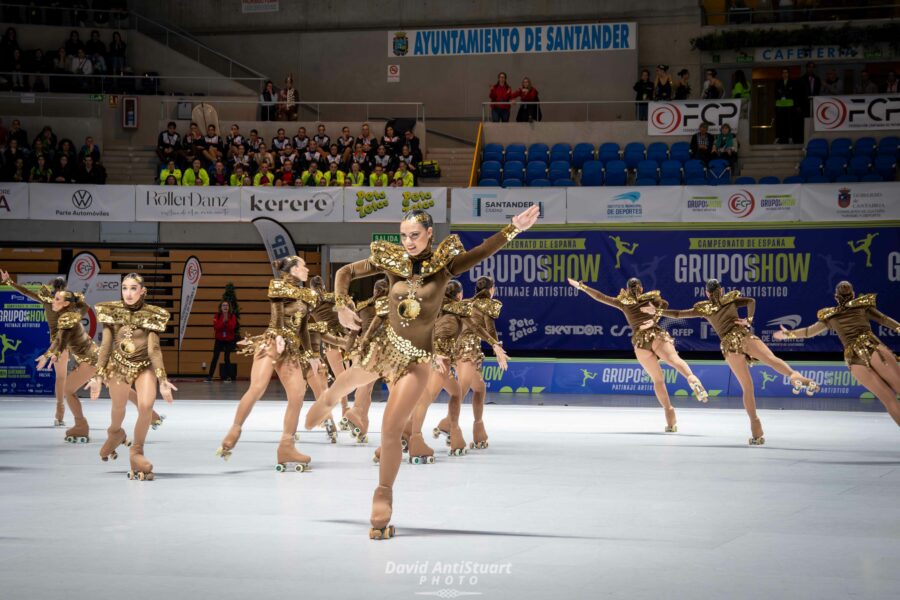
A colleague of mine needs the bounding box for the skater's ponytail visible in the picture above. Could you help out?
[445,279,462,300]
[474,276,493,299]
[626,277,642,296]
[373,277,389,298]
[835,280,854,306]
[705,278,722,299]
[309,275,325,293]
[272,256,304,280]
[50,276,67,292]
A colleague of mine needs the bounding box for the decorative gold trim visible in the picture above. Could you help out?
[473,297,502,319]
[501,223,522,242]
[95,301,169,332]
[57,311,82,330]
[370,235,465,278]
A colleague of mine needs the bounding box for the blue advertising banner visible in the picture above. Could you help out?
[0,285,54,395]
[481,358,878,402]
[455,224,900,353]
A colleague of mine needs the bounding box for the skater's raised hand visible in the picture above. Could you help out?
[773,324,790,341]
[512,204,540,231]
[434,355,450,375]
[493,344,509,371]
[275,335,286,355]
[337,306,362,331]
[567,278,584,291]
[34,353,57,371]
[160,380,177,404]
[85,377,102,401]
[638,319,656,331]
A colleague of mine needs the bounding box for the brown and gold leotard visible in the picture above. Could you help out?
[455,295,503,365]
[95,300,170,385]
[578,284,674,353]
[435,299,500,364]
[4,280,62,341]
[239,277,317,369]
[42,295,97,365]
[657,290,757,360]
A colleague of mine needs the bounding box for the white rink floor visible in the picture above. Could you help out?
[1,395,899,600]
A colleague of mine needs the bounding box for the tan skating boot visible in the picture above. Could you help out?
[369,484,395,540]
[276,435,311,472]
[216,424,242,460]
[99,427,129,461]
[373,446,381,464]
[688,375,709,403]
[151,411,166,430]
[340,407,369,443]
[470,420,489,450]
[448,424,468,456]
[128,443,154,480]
[664,407,678,433]
[790,372,820,397]
[323,415,338,443]
[749,417,765,446]
[432,415,451,441]
[54,399,65,427]
[406,433,435,464]
[400,418,413,453]
[64,417,90,443]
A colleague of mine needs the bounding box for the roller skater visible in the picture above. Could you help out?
[304,205,539,538]
[87,273,176,479]
[569,276,709,432]
[775,281,900,426]
[309,276,352,417]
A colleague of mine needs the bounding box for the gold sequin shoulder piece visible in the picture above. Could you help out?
[847,293,876,309]
[473,297,502,318]
[442,300,472,317]
[719,290,743,305]
[355,297,376,312]
[267,279,317,307]
[95,301,169,332]
[817,306,837,321]
[422,235,464,276]
[57,311,82,330]
[370,241,411,277]
[375,296,390,317]
[36,284,55,304]
[692,300,717,316]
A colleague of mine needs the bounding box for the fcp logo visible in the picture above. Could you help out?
[72,189,93,210]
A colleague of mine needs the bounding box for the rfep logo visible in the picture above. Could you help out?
[72,256,97,280]
[728,190,755,218]
[72,189,93,210]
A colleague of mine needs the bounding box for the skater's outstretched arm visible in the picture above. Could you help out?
[568,279,621,308]
[94,325,114,378]
[1,276,44,304]
[774,321,828,341]
[647,305,701,319]
[448,206,538,275]
[867,307,900,332]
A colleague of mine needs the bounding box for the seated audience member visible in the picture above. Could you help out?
[302,141,324,170]
[179,122,203,165]
[276,160,297,186]
[313,124,330,150]
[326,144,341,168]
[209,160,229,186]
[159,159,182,185]
[356,123,375,147]
[8,119,28,149]
[225,124,244,158]
[369,164,388,187]
[202,125,223,165]
[372,144,393,178]
[278,144,298,170]
[230,145,250,173]
[398,144,419,183]
[292,127,309,152]
[79,136,101,164]
[255,142,275,171]
[75,155,107,184]
[53,154,76,183]
[246,128,264,157]
[336,127,354,153]
[229,163,247,186]
[253,162,274,186]
[712,123,738,166]
[56,139,76,165]
[182,158,210,186]
[346,162,365,186]
[351,143,371,173]
[300,161,325,186]
[382,125,401,155]
[163,174,178,185]
[392,161,414,187]
[689,122,714,163]
[323,162,344,186]
[156,121,181,166]
[272,128,290,155]
[403,129,422,162]
[4,157,27,182]
[29,155,53,182]
[35,126,58,154]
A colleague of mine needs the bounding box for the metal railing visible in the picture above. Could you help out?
[700,2,900,26]
[482,100,651,123]
[0,71,263,97]
[0,92,103,118]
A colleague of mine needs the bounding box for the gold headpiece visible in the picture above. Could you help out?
[403,211,431,225]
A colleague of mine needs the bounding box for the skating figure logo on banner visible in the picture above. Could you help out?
[818,254,854,291]
[609,235,638,269]
[847,232,878,267]
[581,369,598,387]
[629,256,664,290]
[0,334,22,363]
[759,371,778,390]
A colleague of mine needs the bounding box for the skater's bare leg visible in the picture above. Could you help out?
[654,338,708,402]
[725,354,764,441]
[325,348,349,412]
[53,350,69,424]
[851,364,900,426]
[217,346,276,457]
[63,363,92,421]
[304,366,378,430]
[871,344,900,395]
[101,382,130,460]
[635,348,676,430]
[744,337,810,386]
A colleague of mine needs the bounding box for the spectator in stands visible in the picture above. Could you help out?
[702,69,724,99]
[774,68,798,144]
[75,155,106,184]
[29,155,52,182]
[79,136,101,164]
[246,128,263,158]
[299,161,323,186]
[0,28,19,72]
[259,80,277,121]
[255,142,275,171]
[339,146,352,172]
[53,154,75,183]
[11,49,26,91]
[272,127,289,155]
[382,125,401,154]
[325,144,341,169]
[29,48,48,92]
[229,163,246,186]
[324,162,344,187]
[513,76,542,122]
[180,122,202,165]
[65,31,84,58]
[489,72,512,122]
[70,48,92,92]
[292,127,309,152]
[731,70,751,118]
[372,144,393,178]
[302,141,323,170]
[712,123,737,167]
[205,301,237,383]
[209,160,229,186]
[820,68,841,95]
[230,144,250,174]
[653,66,673,101]
[886,70,899,93]
[690,122,714,163]
[392,161,414,187]
[156,121,181,166]
[3,139,24,170]
[276,159,296,186]
[403,129,422,162]
[314,124,330,150]
[357,123,375,147]
[369,164,388,187]
[35,126,57,154]
[202,125,222,165]
[86,30,107,74]
[799,62,820,119]
[5,157,26,182]
[352,142,371,173]
[56,138,75,166]
[109,31,126,76]
[674,69,691,100]
[277,74,298,121]
[159,159,182,185]
[226,124,244,158]
[632,68,653,121]
[854,70,878,94]
[182,159,210,186]
[253,162,274,186]
[163,174,178,185]
[347,162,365,186]
[51,47,71,92]
[337,127,354,153]
[8,119,27,149]
[398,145,418,183]
[31,139,49,165]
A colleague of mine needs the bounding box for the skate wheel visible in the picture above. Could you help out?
[352,427,361,436]
[294,464,306,472]
[124,439,132,448]
[127,471,135,479]
[110,451,118,460]
[275,463,286,472]
[65,436,74,443]
[426,456,435,464]
[146,473,154,481]
[432,428,441,439]
[410,456,421,465]
[79,437,89,443]
[369,525,395,540]
[137,472,146,481]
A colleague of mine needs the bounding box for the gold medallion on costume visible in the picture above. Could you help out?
[120,327,136,354]
[397,277,422,325]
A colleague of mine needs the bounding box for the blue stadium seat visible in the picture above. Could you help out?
[848,156,871,177]
[598,142,620,163]
[505,149,526,164]
[707,159,731,184]
[481,159,502,177]
[635,178,657,186]
[506,143,526,155]
[550,143,572,163]
[805,138,829,159]
[502,177,522,187]
[734,176,756,184]
[830,138,852,159]
[798,157,823,179]
[636,160,659,182]
[670,141,691,164]
[527,143,549,164]
[503,160,525,181]
[572,143,594,169]
[836,174,859,183]
[659,177,681,186]
[553,178,576,186]
[877,136,899,156]
[581,160,604,186]
[483,143,503,155]
[478,178,499,187]
[823,156,847,181]
[660,160,682,183]
[805,174,829,184]
[685,177,708,185]
[604,160,627,186]
[782,175,804,184]
[861,173,884,182]
[873,154,897,181]
[525,161,548,184]
[623,142,646,170]
[758,176,780,184]
[683,159,706,181]
[852,137,876,158]
[530,178,551,187]
[549,160,571,180]
[483,150,503,164]
[646,142,669,165]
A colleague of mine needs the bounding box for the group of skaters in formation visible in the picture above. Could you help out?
[3,204,900,539]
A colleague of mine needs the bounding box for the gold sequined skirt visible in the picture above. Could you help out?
[104,350,152,385]
[454,333,485,366]
[719,326,759,362]
[844,332,884,368]
[433,337,458,363]
[239,327,314,371]
[631,326,674,352]
[356,324,431,383]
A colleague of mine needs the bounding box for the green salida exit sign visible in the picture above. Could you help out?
[373,233,400,244]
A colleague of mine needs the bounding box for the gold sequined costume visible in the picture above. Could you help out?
[659,290,758,361]
[42,296,98,365]
[95,300,170,385]
[454,296,503,366]
[239,278,317,372]
[434,299,500,364]
[577,284,674,355]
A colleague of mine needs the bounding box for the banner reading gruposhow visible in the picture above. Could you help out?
[454,224,900,353]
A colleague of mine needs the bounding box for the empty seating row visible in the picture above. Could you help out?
[483,141,697,170]
[798,155,896,182]
[805,136,900,160]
